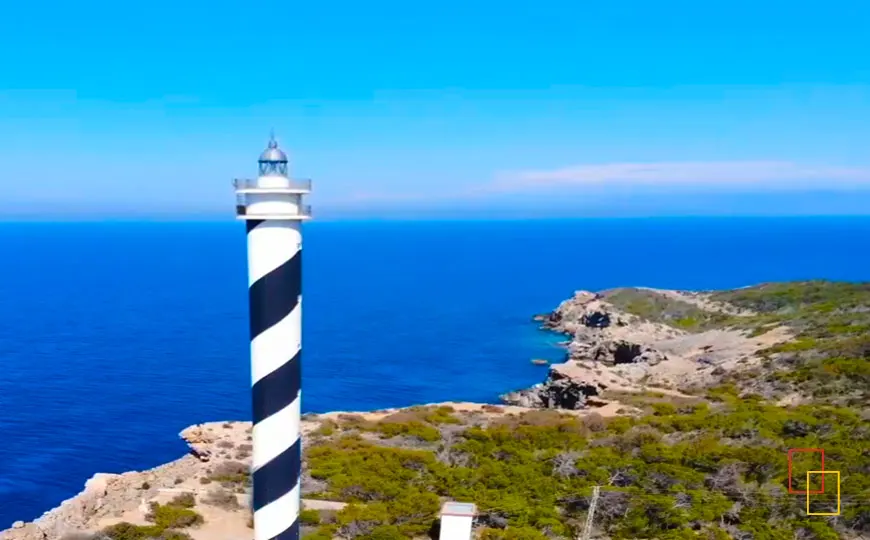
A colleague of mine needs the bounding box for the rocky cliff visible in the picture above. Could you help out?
[1,422,254,540]
[4,282,866,540]
[500,287,792,410]
[0,404,555,540]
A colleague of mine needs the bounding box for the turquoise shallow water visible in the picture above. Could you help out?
[1,217,869,525]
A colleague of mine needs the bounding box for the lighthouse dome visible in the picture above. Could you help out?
[258,137,288,163]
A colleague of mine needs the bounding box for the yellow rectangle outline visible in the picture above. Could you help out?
[806,470,840,516]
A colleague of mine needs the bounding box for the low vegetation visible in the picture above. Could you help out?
[300,400,868,539]
[602,288,737,331]
[713,282,870,405]
[206,460,251,493]
[96,494,203,540]
[297,282,868,539]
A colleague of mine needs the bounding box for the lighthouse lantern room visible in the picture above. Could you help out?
[234,134,312,220]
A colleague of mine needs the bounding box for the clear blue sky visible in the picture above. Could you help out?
[1,0,869,218]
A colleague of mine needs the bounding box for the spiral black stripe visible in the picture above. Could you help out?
[252,350,301,424]
[248,251,302,340]
[246,219,265,233]
[271,521,301,540]
[252,438,302,510]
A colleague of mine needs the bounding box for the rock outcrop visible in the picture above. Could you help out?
[587,340,667,366]
[0,423,256,540]
[501,367,600,409]
[507,290,675,410]
[506,287,790,411]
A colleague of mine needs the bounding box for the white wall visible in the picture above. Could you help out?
[440,515,473,540]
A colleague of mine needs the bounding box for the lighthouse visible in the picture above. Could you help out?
[234,134,311,540]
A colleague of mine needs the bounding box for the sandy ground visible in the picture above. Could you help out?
[314,400,630,422]
[545,289,793,401]
[616,325,792,389]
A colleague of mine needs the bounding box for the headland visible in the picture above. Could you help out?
[3,281,868,540]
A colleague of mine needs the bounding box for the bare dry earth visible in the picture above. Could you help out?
[542,288,792,403]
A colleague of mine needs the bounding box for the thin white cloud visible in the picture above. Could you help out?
[334,161,870,205]
[492,161,870,192]
[331,191,449,204]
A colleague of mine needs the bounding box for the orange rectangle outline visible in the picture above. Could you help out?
[806,470,840,516]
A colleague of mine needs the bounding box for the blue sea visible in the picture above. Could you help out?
[1,217,869,526]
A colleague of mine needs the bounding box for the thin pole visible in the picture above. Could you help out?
[580,486,600,540]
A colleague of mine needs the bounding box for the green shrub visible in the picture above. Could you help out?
[314,420,337,436]
[102,498,205,540]
[364,524,405,540]
[377,420,441,441]
[479,526,550,539]
[157,532,193,540]
[302,527,336,540]
[101,523,160,540]
[299,508,321,526]
[651,402,677,416]
[424,406,462,424]
[146,502,204,529]
[167,492,196,509]
[207,460,250,485]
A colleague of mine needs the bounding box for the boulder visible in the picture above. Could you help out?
[501,369,601,410]
[180,424,215,462]
[586,340,667,366]
[83,474,117,498]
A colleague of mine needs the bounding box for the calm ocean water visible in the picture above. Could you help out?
[0,217,869,525]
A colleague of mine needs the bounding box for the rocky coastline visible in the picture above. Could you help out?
[0,286,797,540]
[500,288,790,410]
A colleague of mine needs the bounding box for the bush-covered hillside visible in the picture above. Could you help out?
[604,281,869,406]
[298,400,867,540]
[295,282,868,540]
[712,281,870,405]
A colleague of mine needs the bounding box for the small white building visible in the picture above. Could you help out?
[439,501,477,540]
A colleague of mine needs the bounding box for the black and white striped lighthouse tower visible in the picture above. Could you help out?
[234,134,312,540]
